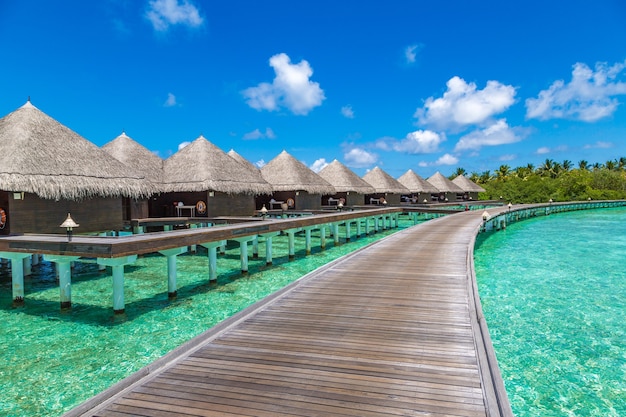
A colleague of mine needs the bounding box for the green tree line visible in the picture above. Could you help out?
[450,158,626,203]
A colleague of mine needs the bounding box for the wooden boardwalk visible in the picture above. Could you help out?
[67,209,512,417]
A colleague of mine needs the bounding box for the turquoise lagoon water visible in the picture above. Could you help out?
[0,215,424,416]
[474,207,626,416]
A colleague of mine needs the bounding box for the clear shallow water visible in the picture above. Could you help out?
[474,208,626,417]
[0,216,421,416]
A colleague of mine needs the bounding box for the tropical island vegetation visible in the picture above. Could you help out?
[452,158,626,203]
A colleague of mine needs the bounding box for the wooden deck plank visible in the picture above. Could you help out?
[68,209,513,417]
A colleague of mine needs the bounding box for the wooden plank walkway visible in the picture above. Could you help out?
[66,209,512,417]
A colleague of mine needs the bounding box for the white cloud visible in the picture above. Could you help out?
[344,147,378,168]
[536,147,550,154]
[415,76,516,131]
[178,141,190,150]
[526,60,626,122]
[499,154,517,161]
[242,53,325,115]
[454,119,523,152]
[405,44,421,64]
[164,92,177,107]
[309,158,329,173]
[419,153,459,167]
[146,0,203,32]
[393,130,444,154]
[255,159,266,168]
[341,105,354,118]
[242,128,276,140]
[584,141,613,149]
[436,153,459,165]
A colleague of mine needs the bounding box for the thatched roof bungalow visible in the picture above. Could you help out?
[452,175,486,201]
[361,167,410,205]
[397,169,439,204]
[317,160,375,207]
[102,132,164,219]
[159,136,272,217]
[427,172,465,202]
[0,101,154,235]
[260,150,335,210]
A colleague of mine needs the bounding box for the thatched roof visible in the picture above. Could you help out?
[0,101,154,200]
[452,175,486,193]
[260,150,335,194]
[226,149,270,192]
[317,159,375,194]
[102,132,164,185]
[162,136,272,194]
[397,169,439,193]
[362,167,410,194]
[427,172,465,193]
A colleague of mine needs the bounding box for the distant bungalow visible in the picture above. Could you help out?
[0,101,154,235]
[362,167,410,205]
[102,132,164,220]
[260,151,335,211]
[160,136,272,217]
[317,159,375,207]
[427,172,465,202]
[452,175,486,201]
[227,149,271,211]
[397,169,439,204]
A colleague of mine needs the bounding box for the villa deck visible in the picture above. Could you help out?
[66,208,512,417]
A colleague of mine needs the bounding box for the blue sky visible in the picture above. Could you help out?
[1,1,625,178]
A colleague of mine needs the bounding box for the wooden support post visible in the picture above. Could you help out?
[200,240,225,282]
[345,221,351,242]
[356,218,362,238]
[258,232,280,266]
[333,223,340,245]
[23,256,32,277]
[364,217,370,235]
[158,247,188,299]
[231,236,257,274]
[44,255,80,310]
[320,226,326,250]
[374,217,379,233]
[304,227,312,255]
[286,229,297,260]
[252,236,259,259]
[0,252,32,307]
[96,255,138,315]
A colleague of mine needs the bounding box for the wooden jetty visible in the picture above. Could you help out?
[65,208,513,417]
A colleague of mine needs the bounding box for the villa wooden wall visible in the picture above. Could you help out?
[6,193,123,234]
[208,192,256,217]
[151,191,256,217]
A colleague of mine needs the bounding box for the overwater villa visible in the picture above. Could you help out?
[397,169,440,204]
[317,159,375,207]
[452,174,486,201]
[0,101,154,235]
[227,149,271,211]
[102,131,164,220]
[259,150,335,211]
[362,166,410,205]
[160,136,272,217]
[427,172,465,202]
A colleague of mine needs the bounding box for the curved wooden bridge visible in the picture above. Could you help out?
[66,207,513,417]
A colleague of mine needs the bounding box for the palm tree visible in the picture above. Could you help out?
[578,160,589,171]
[562,160,572,171]
[539,158,556,178]
[478,170,492,184]
[469,172,480,183]
[606,159,616,171]
[453,167,467,177]
[514,163,534,179]
[496,164,510,181]
[618,157,626,171]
